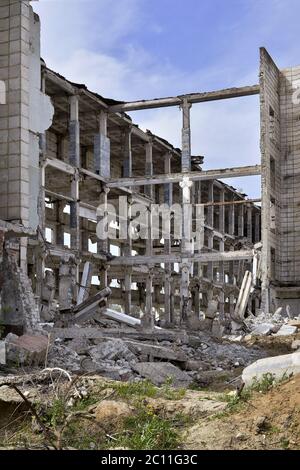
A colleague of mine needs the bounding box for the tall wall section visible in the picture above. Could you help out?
[260,47,300,313]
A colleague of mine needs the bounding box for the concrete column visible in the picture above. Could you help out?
[229,257,235,316]
[219,238,225,315]
[94,110,110,177]
[123,127,132,178]
[247,205,253,243]
[179,177,193,323]
[55,200,65,246]
[123,197,132,314]
[207,233,213,280]
[69,95,80,167]
[77,261,93,305]
[124,268,132,314]
[59,256,77,310]
[181,99,192,172]
[206,182,214,280]
[164,152,173,324]
[81,218,89,252]
[207,181,214,227]
[70,171,80,251]
[142,269,154,329]
[238,205,244,237]
[145,141,153,199]
[255,212,260,243]
[229,199,235,236]
[97,187,110,288]
[219,189,225,233]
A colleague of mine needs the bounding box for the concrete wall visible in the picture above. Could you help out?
[260,48,281,310]
[260,48,300,313]
[0,1,53,230]
[279,65,300,284]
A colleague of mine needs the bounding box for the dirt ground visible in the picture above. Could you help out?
[184,374,300,450]
[0,371,299,450]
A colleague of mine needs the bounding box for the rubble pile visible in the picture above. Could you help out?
[244,309,300,337]
[1,302,300,390]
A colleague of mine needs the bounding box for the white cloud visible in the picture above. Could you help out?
[32,0,262,197]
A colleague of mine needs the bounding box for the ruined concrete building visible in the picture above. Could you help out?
[0,1,299,337]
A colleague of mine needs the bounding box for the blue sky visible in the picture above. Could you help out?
[33,0,300,197]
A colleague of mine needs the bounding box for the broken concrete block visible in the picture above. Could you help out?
[132,362,192,388]
[89,339,137,363]
[184,360,210,371]
[67,337,91,355]
[47,343,81,373]
[211,318,225,339]
[0,340,5,365]
[205,300,218,319]
[6,334,48,366]
[242,351,300,387]
[274,325,297,336]
[251,323,274,336]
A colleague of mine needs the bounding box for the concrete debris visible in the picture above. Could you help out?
[104,308,141,327]
[67,337,91,355]
[274,325,298,336]
[88,339,137,363]
[46,343,82,373]
[124,340,187,363]
[80,357,133,381]
[205,299,219,319]
[132,362,193,388]
[242,351,300,386]
[211,316,225,339]
[5,334,48,366]
[0,340,5,365]
[251,323,275,336]
[243,310,300,338]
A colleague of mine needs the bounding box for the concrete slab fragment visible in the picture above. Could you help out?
[132,362,192,388]
[242,351,300,386]
[274,325,297,336]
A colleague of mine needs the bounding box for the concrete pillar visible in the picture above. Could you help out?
[81,218,89,252]
[219,238,225,315]
[238,205,244,237]
[123,197,132,315]
[77,261,93,305]
[97,187,110,288]
[219,189,225,233]
[59,256,77,310]
[255,212,260,243]
[69,95,80,167]
[207,181,214,227]
[123,127,132,178]
[179,177,193,323]
[181,99,192,172]
[56,200,65,246]
[247,205,253,243]
[145,141,153,199]
[164,152,173,324]
[94,110,110,177]
[207,182,214,281]
[142,269,154,329]
[229,200,235,236]
[207,232,214,280]
[124,268,132,314]
[70,171,80,251]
